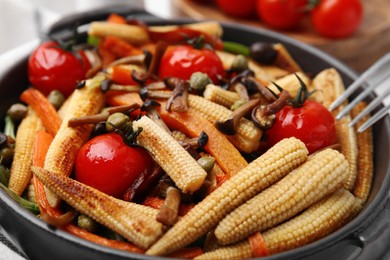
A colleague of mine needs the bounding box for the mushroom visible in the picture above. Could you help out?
[141,100,172,134]
[165,77,190,113]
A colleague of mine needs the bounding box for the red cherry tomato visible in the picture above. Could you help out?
[28,41,91,97]
[266,100,336,153]
[311,0,363,38]
[159,45,225,84]
[216,0,257,18]
[257,0,308,30]
[75,133,154,198]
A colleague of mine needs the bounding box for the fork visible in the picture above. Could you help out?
[329,53,390,133]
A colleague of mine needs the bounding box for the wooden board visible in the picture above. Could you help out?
[173,0,390,73]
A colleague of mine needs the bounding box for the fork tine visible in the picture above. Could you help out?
[329,53,390,111]
[336,69,390,120]
[350,86,390,127]
[358,103,390,133]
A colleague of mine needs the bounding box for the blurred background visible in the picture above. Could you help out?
[0,0,389,72]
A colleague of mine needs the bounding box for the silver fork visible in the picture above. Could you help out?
[329,53,390,133]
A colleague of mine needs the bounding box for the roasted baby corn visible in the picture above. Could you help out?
[188,94,262,153]
[9,109,43,195]
[44,75,105,207]
[351,102,374,203]
[146,137,308,256]
[312,68,358,191]
[214,148,349,245]
[203,84,240,108]
[31,166,163,249]
[132,116,207,194]
[195,189,361,259]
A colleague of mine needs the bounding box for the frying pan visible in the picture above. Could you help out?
[0,5,389,260]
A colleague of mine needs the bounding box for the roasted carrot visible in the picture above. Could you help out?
[101,36,142,58]
[106,13,127,24]
[111,66,138,85]
[168,247,203,259]
[249,232,270,257]
[142,196,194,217]
[65,225,144,253]
[20,88,62,136]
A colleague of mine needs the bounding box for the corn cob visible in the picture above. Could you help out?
[31,166,163,249]
[216,51,289,83]
[195,189,361,259]
[171,130,188,142]
[273,43,302,73]
[44,75,105,207]
[351,102,374,203]
[188,94,262,153]
[26,177,37,203]
[267,72,311,97]
[133,116,207,194]
[203,84,240,108]
[312,68,358,191]
[8,109,43,195]
[146,137,308,256]
[215,148,349,245]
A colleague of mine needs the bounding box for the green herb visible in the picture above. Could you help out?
[0,183,40,215]
[223,41,250,56]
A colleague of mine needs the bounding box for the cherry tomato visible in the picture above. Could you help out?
[28,41,91,97]
[159,45,225,84]
[257,0,308,30]
[75,133,154,198]
[266,100,336,153]
[216,0,257,18]
[311,0,363,38]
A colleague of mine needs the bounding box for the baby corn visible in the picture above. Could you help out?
[146,137,308,256]
[188,94,262,153]
[312,68,358,191]
[203,84,240,108]
[267,72,311,97]
[215,148,349,245]
[44,75,105,207]
[9,109,43,195]
[132,116,207,194]
[195,189,361,260]
[31,166,163,249]
[351,102,374,203]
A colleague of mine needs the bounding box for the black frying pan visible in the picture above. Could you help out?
[0,5,389,260]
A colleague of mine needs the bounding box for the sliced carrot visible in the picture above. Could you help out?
[112,66,138,85]
[102,36,143,58]
[160,108,248,176]
[65,225,144,253]
[106,92,144,107]
[98,42,117,67]
[168,247,203,259]
[20,88,62,136]
[249,232,270,257]
[31,130,61,216]
[106,13,127,24]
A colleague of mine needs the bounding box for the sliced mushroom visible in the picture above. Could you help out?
[165,78,190,113]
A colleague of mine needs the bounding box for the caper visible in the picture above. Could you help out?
[197,156,215,173]
[231,55,249,73]
[190,72,212,91]
[249,42,277,65]
[106,112,130,132]
[77,214,97,233]
[6,103,27,122]
[47,90,65,110]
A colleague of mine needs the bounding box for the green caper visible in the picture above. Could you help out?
[190,72,212,91]
[6,103,27,122]
[106,112,130,132]
[77,214,97,233]
[230,99,247,111]
[231,55,249,73]
[0,147,13,166]
[47,90,65,110]
[197,156,215,173]
[249,42,277,65]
